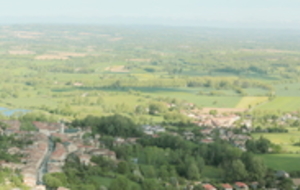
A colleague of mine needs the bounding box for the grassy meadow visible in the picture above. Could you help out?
[257,154,300,172]
[236,96,269,109]
[252,128,300,153]
[255,97,300,112]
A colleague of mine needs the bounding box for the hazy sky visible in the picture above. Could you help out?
[1,0,300,28]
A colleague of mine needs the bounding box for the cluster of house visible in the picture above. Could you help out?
[187,182,249,190]
[142,125,166,135]
[0,120,118,190]
[188,112,242,128]
[199,128,251,151]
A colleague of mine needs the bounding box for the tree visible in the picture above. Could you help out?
[74,114,143,137]
[278,178,293,190]
[241,152,266,181]
[222,160,248,182]
[43,174,62,189]
[142,179,162,190]
[109,176,131,190]
[186,162,200,180]
[148,101,167,115]
[209,110,218,116]
[135,105,147,115]
[117,161,130,174]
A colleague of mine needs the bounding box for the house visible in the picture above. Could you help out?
[241,120,252,128]
[113,137,125,146]
[33,121,61,136]
[183,131,195,140]
[292,178,300,187]
[57,187,70,190]
[23,174,36,187]
[78,154,91,165]
[126,137,138,144]
[34,185,46,190]
[50,143,67,164]
[2,120,21,129]
[47,163,63,173]
[64,128,82,138]
[2,120,21,135]
[249,182,259,189]
[51,133,69,142]
[275,170,290,178]
[201,128,213,135]
[77,144,95,153]
[202,183,217,190]
[221,183,233,190]
[88,149,116,160]
[201,138,214,144]
[7,147,21,155]
[142,125,165,135]
[234,182,249,190]
[64,142,78,153]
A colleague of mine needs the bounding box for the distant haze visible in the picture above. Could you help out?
[1,0,300,29]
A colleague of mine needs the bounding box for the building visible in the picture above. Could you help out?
[234,182,249,190]
[142,125,165,135]
[78,154,91,165]
[202,183,217,190]
[34,185,46,190]
[88,149,116,160]
[33,121,61,136]
[23,174,36,188]
[57,187,70,190]
[221,183,233,190]
[275,170,290,178]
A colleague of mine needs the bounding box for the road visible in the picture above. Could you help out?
[36,138,55,185]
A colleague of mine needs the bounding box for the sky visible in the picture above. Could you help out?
[1,0,300,28]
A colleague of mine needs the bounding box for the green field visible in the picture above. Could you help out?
[252,128,300,152]
[255,97,300,112]
[257,154,300,172]
[275,83,300,97]
[236,96,268,109]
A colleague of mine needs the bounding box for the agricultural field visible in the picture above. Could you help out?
[257,154,300,172]
[235,96,269,109]
[255,97,300,112]
[252,128,300,153]
[0,25,300,119]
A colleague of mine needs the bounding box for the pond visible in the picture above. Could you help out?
[0,107,31,116]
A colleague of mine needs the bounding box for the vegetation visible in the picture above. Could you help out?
[0,25,300,189]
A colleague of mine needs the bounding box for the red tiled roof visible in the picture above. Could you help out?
[222,183,232,188]
[235,182,247,187]
[32,121,60,131]
[203,184,216,190]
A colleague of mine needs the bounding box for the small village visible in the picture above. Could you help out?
[0,121,119,190]
[0,107,299,190]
